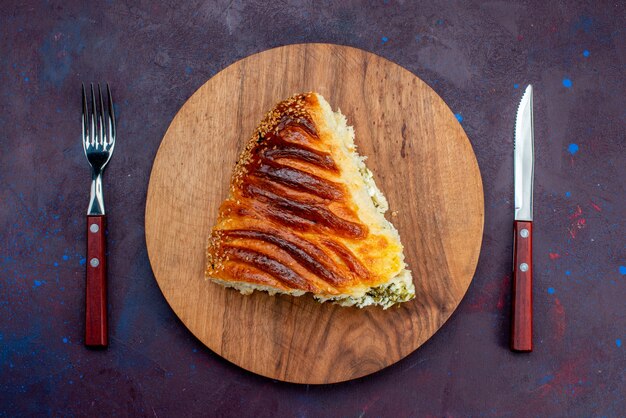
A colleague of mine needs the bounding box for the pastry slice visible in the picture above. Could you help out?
[206,93,414,308]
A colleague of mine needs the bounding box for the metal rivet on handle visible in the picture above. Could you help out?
[90,258,100,268]
[520,228,529,238]
[519,263,528,272]
[90,223,99,233]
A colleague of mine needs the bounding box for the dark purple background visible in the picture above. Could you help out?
[1,1,624,416]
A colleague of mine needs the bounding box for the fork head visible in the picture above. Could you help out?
[82,83,115,215]
[82,83,116,173]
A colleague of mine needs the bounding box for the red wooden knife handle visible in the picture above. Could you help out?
[511,220,532,352]
[86,215,108,347]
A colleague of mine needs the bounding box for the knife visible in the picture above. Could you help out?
[511,84,534,352]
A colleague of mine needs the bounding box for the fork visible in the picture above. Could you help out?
[82,83,116,347]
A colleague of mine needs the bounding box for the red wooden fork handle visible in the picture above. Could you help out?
[511,220,533,352]
[86,215,108,347]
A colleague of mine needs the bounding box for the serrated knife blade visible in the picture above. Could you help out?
[511,84,534,352]
[514,85,534,221]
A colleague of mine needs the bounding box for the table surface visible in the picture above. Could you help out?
[1,1,624,416]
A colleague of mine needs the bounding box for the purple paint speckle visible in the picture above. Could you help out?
[562,78,573,88]
[583,50,590,57]
[618,266,626,275]
[547,287,555,294]
[568,143,579,155]
[455,113,463,122]
[617,339,622,348]
[381,36,388,43]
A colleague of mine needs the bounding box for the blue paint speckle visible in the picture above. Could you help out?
[34,280,43,288]
[574,16,593,33]
[562,78,573,88]
[53,262,59,267]
[436,19,444,25]
[62,337,68,344]
[538,374,554,385]
[565,191,571,197]
[513,83,519,89]
[40,22,86,89]
[79,257,86,266]
[583,50,590,57]
[24,77,29,82]
[185,66,192,75]
[455,113,463,122]
[617,339,622,348]
[618,266,626,275]
[381,36,388,43]
[565,270,571,276]
[568,143,579,155]
[62,255,69,261]
[547,287,555,294]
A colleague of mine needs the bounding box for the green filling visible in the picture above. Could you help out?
[357,281,414,308]
[365,282,413,304]
[316,280,415,309]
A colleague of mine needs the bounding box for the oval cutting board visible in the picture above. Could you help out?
[145,43,484,384]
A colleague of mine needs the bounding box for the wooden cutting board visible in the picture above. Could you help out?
[145,43,484,384]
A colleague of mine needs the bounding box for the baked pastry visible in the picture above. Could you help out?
[206,93,414,308]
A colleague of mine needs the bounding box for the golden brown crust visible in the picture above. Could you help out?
[206,93,403,296]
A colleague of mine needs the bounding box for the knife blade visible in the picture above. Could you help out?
[511,84,534,352]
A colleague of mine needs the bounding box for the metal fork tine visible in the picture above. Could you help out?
[98,84,105,149]
[81,84,88,151]
[107,84,116,147]
[82,82,115,217]
[90,83,97,147]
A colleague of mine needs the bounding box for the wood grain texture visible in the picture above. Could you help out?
[85,215,107,347]
[145,44,484,384]
[511,220,533,352]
